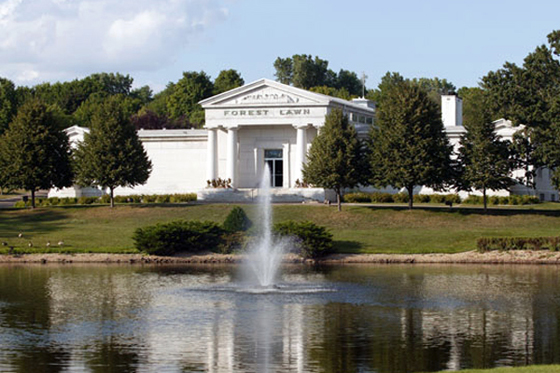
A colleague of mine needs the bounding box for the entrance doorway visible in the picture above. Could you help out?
[264,149,283,187]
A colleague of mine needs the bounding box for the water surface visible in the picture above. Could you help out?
[0,264,559,372]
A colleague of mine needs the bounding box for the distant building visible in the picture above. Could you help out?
[49,79,558,202]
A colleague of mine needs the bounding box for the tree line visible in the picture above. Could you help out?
[0,57,367,207]
[303,30,560,212]
[1,30,559,210]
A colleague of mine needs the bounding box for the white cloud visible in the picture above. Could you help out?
[0,0,229,84]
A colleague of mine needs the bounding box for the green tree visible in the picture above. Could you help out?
[73,92,141,127]
[532,97,560,190]
[0,77,17,135]
[412,77,456,106]
[74,95,152,208]
[213,69,244,95]
[482,29,560,193]
[366,71,405,103]
[274,54,334,89]
[310,86,352,100]
[336,69,362,97]
[273,57,294,85]
[146,82,175,116]
[455,90,514,211]
[303,108,366,211]
[166,71,213,127]
[130,85,153,105]
[0,99,73,207]
[369,81,452,209]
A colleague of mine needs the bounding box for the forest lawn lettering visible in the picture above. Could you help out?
[223,109,311,117]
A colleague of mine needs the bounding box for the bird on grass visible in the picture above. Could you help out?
[46,241,51,247]
[28,242,33,247]
[18,233,23,238]
[1,242,7,246]
[58,241,64,247]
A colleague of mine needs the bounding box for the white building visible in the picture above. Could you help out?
[49,79,558,202]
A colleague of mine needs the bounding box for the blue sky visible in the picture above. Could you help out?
[1,0,559,92]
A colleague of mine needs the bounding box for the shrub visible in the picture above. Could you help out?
[464,195,482,205]
[155,194,170,203]
[218,231,246,254]
[393,192,410,203]
[273,220,333,259]
[78,196,98,205]
[343,192,372,203]
[413,194,431,203]
[223,206,252,232]
[169,193,197,203]
[445,194,461,204]
[13,200,27,208]
[142,194,157,203]
[371,192,394,203]
[477,236,560,252]
[133,220,225,256]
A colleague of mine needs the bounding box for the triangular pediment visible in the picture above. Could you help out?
[200,79,330,108]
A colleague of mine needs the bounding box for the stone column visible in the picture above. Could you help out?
[226,126,238,188]
[294,124,309,185]
[206,128,218,181]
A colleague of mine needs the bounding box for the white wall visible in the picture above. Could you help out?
[116,137,207,195]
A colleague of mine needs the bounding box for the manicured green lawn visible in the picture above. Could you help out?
[429,365,560,373]
[1,203,560,254]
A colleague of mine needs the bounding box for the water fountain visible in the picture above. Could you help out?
[243,165,286,288]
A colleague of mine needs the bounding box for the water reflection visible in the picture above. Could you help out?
[0,264,559,372]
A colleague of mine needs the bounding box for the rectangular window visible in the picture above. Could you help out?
[264,149,283,187]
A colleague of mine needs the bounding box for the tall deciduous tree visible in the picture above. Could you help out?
[0,77,17,135]
[0,100,73,207]
[213,69,244,95]
[482,29,560,194]
[302,108,366,211]
[369,81,452,209]
[74,95,152,208]
[455,90,514,211]
[166,71,213,127]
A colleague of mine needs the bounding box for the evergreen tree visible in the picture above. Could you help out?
[0,99,73,207]
[369,81,452,209]
[74,95,152,208]
[455,91,514,212]
[302,108,366,211]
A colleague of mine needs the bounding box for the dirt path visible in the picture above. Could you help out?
[1,250,560,265]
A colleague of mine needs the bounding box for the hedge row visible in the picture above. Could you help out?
[343,192,460,204]
[343,192,540,205]
[477,237,560,252]
[13,193,197,207]
[462,194,540,205]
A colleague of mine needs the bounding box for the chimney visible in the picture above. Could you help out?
[441,95,462,127]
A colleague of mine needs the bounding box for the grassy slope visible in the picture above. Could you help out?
[429,366,560,373]
[1,203,560,254]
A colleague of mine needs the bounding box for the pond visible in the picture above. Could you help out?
[0,263,559,373]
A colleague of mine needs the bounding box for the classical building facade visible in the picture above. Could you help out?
[49,79,558,202]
